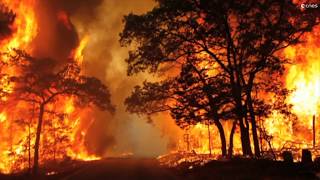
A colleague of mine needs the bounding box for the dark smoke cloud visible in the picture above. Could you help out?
[32,0,104,63]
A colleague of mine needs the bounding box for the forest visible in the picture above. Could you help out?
[0,0,319,179]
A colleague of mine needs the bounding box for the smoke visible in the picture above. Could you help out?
[66,0,183,157]
[28,0,182,157]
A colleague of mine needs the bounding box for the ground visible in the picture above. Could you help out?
[1,158,319,180]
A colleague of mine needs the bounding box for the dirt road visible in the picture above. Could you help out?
[58,158,179,180]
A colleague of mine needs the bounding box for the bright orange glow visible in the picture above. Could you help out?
[285,34,320,117]
[260,26,320,160]
[0,0,319,173]
[165,26,320,162]
[0,0,38,55]
[0,112,7,123]
[71,35,89,65]
[0,1,98,174]
[0,0,38,173]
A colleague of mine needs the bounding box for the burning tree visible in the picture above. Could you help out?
[5,51,115,174]
[0,3,15,100]
[0,0,118,174]
[121,0,319,157]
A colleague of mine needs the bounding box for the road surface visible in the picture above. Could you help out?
[58,158,179,180]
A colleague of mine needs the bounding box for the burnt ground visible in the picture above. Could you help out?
[1,158,320,180]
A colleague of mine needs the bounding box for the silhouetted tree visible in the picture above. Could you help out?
[120,0,319,157]
[251,73,298,157]
[126,58,233,156]
[8,51,115,174]
[172,61,233,156]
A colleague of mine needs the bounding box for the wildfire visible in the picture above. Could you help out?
[0,0,319,174]
[0,0,99,174]
[0,112,6,122]
[285,28,320,117]
[71,35,89,65]
[260,26,320,157]
[65,35,101,162]
[0,0,38,174]
[167,26,320,161]
[0,0,37,54]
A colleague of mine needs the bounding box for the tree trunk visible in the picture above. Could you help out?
[232,81,252,156]
[228,69,252,156]
[214,120,227,157]
[28,121,31,172]
[207,123,212,156]
[228,121,237,158]
[238,117,252,156]
[247,91,261,157]
[239,98,252,156]
[33,103,45,175]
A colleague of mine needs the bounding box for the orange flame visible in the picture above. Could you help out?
[168,27,320,161]
[71,35,89,65]
[0,0,37,54]
[0,1,98,174]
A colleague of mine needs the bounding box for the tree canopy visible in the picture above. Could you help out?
[6,50,115,174]
[121,0,319,157]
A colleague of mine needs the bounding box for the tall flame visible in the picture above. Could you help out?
[168,26,320,160]
[71,35,89,65]
[0,0,37,54]
[285,27,320,117]
[0,0,98,174]
[66,35,101,161]
[0,0,38,174]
